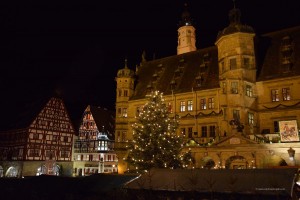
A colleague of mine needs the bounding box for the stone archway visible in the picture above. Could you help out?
[225,155,248,169]
[263,155,288,168]
[200,156,215,169]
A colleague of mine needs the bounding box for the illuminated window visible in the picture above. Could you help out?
[229,58,237,70]
[248,113,254,125]
[231,82,238,94]
[180,101,186,112]
[282,88,290,101]
[246,85,253,97]
[209,126,216,137]
[201,126,207,137]
[187,100,193,111]
[271,89,279,102]
[122,108,127,117]
[200,98,206,110]
[208,98,214,109]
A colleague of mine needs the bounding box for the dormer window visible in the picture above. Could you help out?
[280,36,294,72]
[195,75,203,87]
[170,79,176,90]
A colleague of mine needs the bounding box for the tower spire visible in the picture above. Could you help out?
[124,58,128,69]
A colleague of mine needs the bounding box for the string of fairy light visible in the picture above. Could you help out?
[126,90,194,171]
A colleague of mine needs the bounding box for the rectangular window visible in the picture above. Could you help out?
[188,127,193,138]
[248,113,254,125]
[274,121,279,133]
[122,108,127,117]
[271,89,279,102]
[244,57,250,69]
[231,82,238,94]
[117,108,122,116]
[187,100,193,111]
[200,98,206,110]
[64,136,68,143]
[222,82,227,94]
[221,61,225,73]
[33,134,39,140]
[118,90,122,97]
[124,90,128,97]
[208,98,214,109]
[201,126,207,137]
[209,126,216,138]
[246,85,253,97]
[180,101,186,112]
[282,88,290,101]
[233,109,240,121]
[230,58,237,70]
[121,131,126,142]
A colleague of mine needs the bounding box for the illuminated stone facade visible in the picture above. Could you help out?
[114,6,300,173]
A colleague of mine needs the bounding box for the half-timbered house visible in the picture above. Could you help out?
[0,97,75,177]
[73,105,117,176]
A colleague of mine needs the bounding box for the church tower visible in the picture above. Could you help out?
[215,5,257,136]
[177,3,196,55]
[114,59,135,173]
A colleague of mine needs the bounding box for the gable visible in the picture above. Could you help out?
[214,133,258,146]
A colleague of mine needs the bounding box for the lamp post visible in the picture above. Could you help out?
[287,147,296,166]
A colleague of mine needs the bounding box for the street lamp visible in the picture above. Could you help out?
[287,147,295,160]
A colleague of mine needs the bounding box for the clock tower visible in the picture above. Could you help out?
[177,3,196,55]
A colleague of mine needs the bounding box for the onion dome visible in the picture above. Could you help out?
[117,58,135,78]
[216,7,254,40]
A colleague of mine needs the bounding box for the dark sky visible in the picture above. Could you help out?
[0,0,299,124]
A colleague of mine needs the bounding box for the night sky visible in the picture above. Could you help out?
[0,0,299,125]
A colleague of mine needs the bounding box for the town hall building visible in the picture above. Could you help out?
[114,5,300,173]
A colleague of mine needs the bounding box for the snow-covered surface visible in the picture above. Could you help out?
[125,168,298,196]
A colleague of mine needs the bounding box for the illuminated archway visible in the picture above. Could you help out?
[200,156,215,169]
[225,155,248,169]
[5,166,18,177]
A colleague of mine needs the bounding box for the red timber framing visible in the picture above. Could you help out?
[26,98,75,161]
[0,97,75,162]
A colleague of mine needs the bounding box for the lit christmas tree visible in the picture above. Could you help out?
[127,90,193,171]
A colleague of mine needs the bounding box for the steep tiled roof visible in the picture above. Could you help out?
[257,26,300,81]
[132,47,219,100]
[90,106,115,138]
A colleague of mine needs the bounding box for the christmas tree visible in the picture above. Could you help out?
[127,90,193,171]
